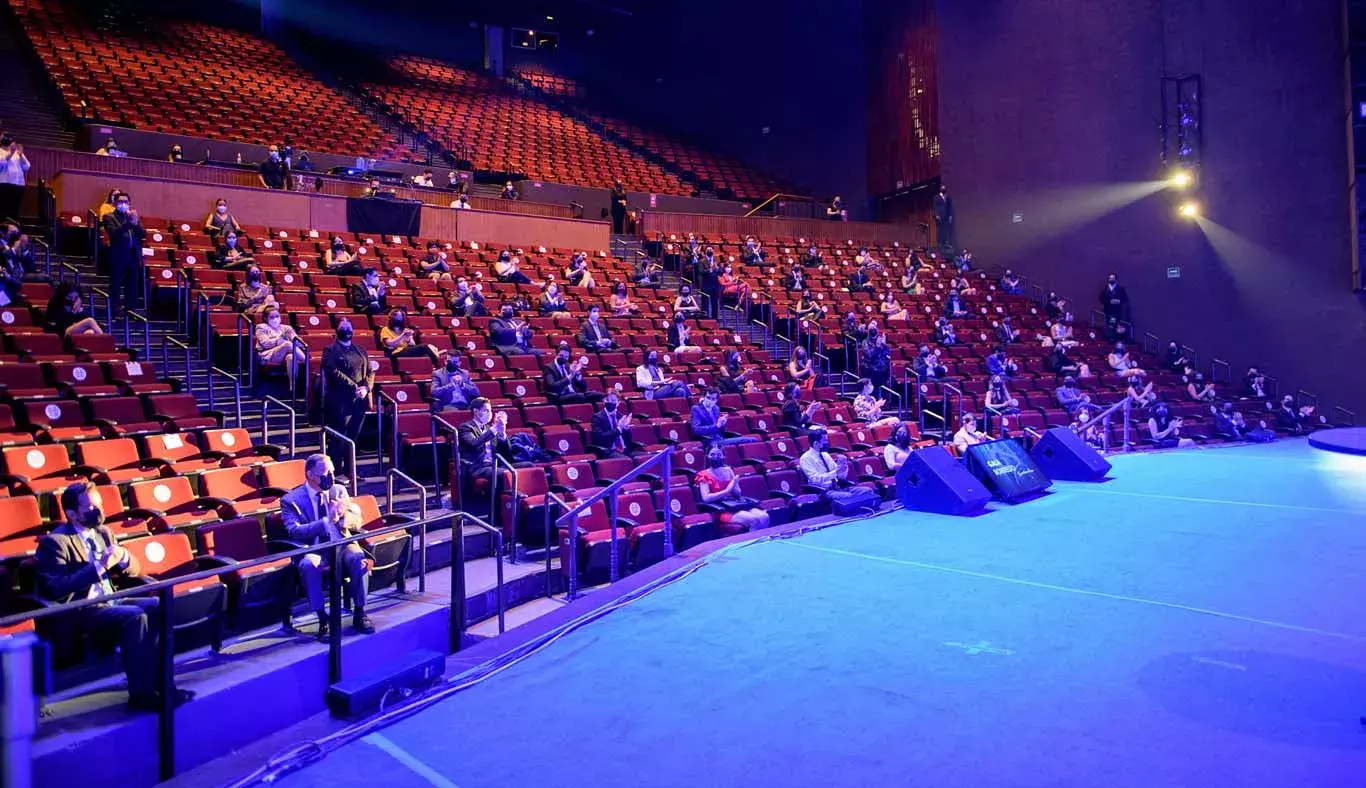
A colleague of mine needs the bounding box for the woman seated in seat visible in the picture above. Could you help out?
[45,282,102,337]
[787,347,815,391]
[254,306,307,378]
[1049,319,1080,349]
[1147,401,1196,449]
[673,284,703,317]
[564,252,599,291]
[203,198,243,242]
[718,264,751,303]
[668,312,701,352]
[1186,372,1218,403]
[879,290,908,322]
[1127,371,1157,409]
[379,309,441,366]
[215,230,255,271]
[791,290,820,323]
[900,267,923,295]
[419,241,453,282]
[717,350,756,395]
[853,378,899,428]
[883,421,914,471]
[695,445,770,531]
[1107,342,1144,379]
[324,236,363,276]
[949,274,978,297]
[539,281,571,318]
[494,250,532,284]
[235,266,276,318]
[984,375,1020,417]
[609,282,638,316]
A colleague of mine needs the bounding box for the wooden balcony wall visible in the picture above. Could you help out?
[418,206,609,251]
[638,211,927,247]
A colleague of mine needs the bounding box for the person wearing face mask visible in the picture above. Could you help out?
[900,266,923,296]
[590,392,639,458]
[914,345,948,379]
[781,381,821,435]
[348,267,388,315]
[217,231,256,272]
[609,282,638,316]
[1099,272,1129,339]
[673,285,702,317]
[100,191,144,317]
[204,198,243,242]
[166,144,184,164]
[718,264,751,305]
[327,236,363,276]
[258,145,290,190]
[281,455,373,639]
[43,282,101,336]
[883,421,915,471]
[1000,269,1023,295]
[717,350,755,395]
[790,290,819,324]
[95,137,126,157]
[493,249,532,285]
[420,241,452,282]
[457,397,512,501]
[539,281,570,317]
[450,278,486,317]
[934,317,958,346]
[983,376,1020,433]
[543,341,602,404]
[431,352,479,411]
[235,265,276,317]
[689,387,731,445]
[633,252,662,286]
[860,329,892,392]
[1148,401,1195,448]
[997,315,1019,345]
[667,312,700,353]
[255,306,305,378]
[1107,341,1144,379]
[489,303,540,357]
[1186,371,1217,403]
[853,378,899,428]
[577,305,616,351]
[565,252,600,291]
[635,350,690,400]
[695,446,769,531]
[787,347,815,391]
[380,309,441,365]
[785,264,806,292]
[1055,375,1092,415]
[848,261,874,294]
[944,288,968,319]
[1275,394,1316,434]
[826,195,845,221]
[36,481,194,710]
[802,244,823,268]
[1126,371,1157,410]
[610,180,628,232]
[321,319,373,478]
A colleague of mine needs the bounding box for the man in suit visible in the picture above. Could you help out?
[36,481,193,710]
[280,454,373,639]
[689,387,728,444]
[543,341,602,404]
[933,183,954,251]
[610,180,628,233]
[349,267,386,315]
[590,391,637,458]
[321,319,373,479]
[489,303,538,356]
[457,397,511,499]
[1099,273,1129,339]
[781,382,820,435]
[997,315,1019,345]
[100,191,145,317]
[577,305,615,351]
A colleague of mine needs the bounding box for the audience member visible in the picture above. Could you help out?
[610,181,627,232]
[254,306,305,378]
[1164,341,1190,373]
[539,282,570,317]
[842,313,868,344]
[914,345,948,379]
[719,264,751,303]
[1245,366,1269,400]
[633,253,662,286]
[1051,344,1089,378]
[952,414,987,454]
[799,429,852,497]
[934,317,958,346]
[1147,402,1195,448]
[1047,292,1072,323]
[787,347,816,391]
[36,481,191,710]
[1126,372,1157,409]
[216,230,255,271]
[1049,319,1079,349]
[848,264,874,294]
[320,319,372,478]
[985,347,1018,378]
[543,342,602,404]
[880,291,908,321]
[1099,273,1129,338]
[1275,394,1315,434]
[1,221,35,275]
[786,264,807,292]
[984,376,1020,417]
[45,283,102,337]
[1107,342,1143,379]
[1186,372,1217,403]
[883,422,914,471]
[451,279,486,317]
[578,305,616,350]
[494,250,532,284]
[717,350,756,395]
[258,145,290,190]
[782,382,820,435]
[949,274,977,298]
[690,387,733,445]
[901,268,923,295]
[674,284,703,316]
[860,330,892,392]
[944,289,968,319]
[95,137,126,157]
[101,191,144,317]
[456,398,512,497]
[281,455,373,638]
[853,378,899,428]
[419,242,452,281]
[325,236,363,276]
[636,350,690,400]
[590,392,637,458]
[348,268,387,315]
[489,304,538,356]
[1000,269,1023,295]
[802,244,823,267]
[826,195,845,221]
[0,135,30,222]
[411,170,435,188]
[610,282,638,316]
[380,309,440,366]
[565,252,599,291]
[431,353,479,411]
[1055,376,1092,415]
[933,184,954,250]
[695,446,770,530]
[450,194,472,210]
[203,198,242,241]
[235,266,275,317]
[997,315,1019,344]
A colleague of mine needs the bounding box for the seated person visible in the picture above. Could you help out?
[782,382,821,434]
[1215,401,1275,442]
[913,345,948,379]
[901,268,923,295]
[740,237,765,265]
[431,353,479,411]
[203,198,243,241]
[799,429,851,495]
[717,350,756,395]
[1047,292,1073,322]
[825,196,845,221]
[785,264,807,292]
[419,241,452,281]
[848,266,874,294]
[674,285,703,316]
[944,289,969,318]
[1055,375,1092,414]
[1107,342,1143,379]
[954,249,975,272]
[880,291,908,321]
[610,282,638,316]
[348,268,387,315]
[215,230,255,271]
[853,247,876,270]
[450,194,472,210]
[590,391,638,457]
[907,250,932,273]
[633,253,662,285]
[690,387,734,445]
[44,283,102,337]
[1148,401,1195,448]
[636,350,691,400]
[456,398,512,498]
[791,291,820,322]
[494,250,532,284]
[933,317,958,346]
[1051,345,1089,378]
[997,315,1019,344]
[500,181,519,200]
[787,347,816,391]
[325,236,363,276]
[984,376,1020,416]
[451,279,487,317]
[1275,394,1315,434]
[1000,269,1023,295]
[281,455,375,638]
[695,445,770,530]
[577,305,616,350]
[1245,366,1269,400]
[718,265,751,302]
[1165,341,1190,373]
[668,312,701,352]
[489,304,539,356]
[1186,372,1217,403]
[842,312,868,344]
[1126,372,1157,408]
[952,413,987,454]
[236,266,276,318]
[853,378,899,428]
[254,307,306,377]
[949,274,977,297]
[412,169,435,188]
[1,222,37,276]
[1049,319,1079,349]
[802,245,823,267]
[539,282,570,317]
[565,252,599,291]
[883,421,914,471]
[860,331,892,392]
[985,347,1018,378]
[543,342,602,404]
[379,309,441,366]
[37,481,192,710]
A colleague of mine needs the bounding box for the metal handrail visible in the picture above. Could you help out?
[89,284,113,332]
[124,310,150,360]
[556,445,675,600]
[1333,406,1357,426]
[493,452,521,564]
[163,336,193,392]
[235,312,254,386]
[261,395,297,458]
[450,510,505,644]
[289,335,309,406]
[209,366,244,428]
[1211,358,1231,385]
[320,426,360,496]
[387,467,429,593]
[430,414,461,505]
[59,260,81,289]
[1090,395,1133,453]
[31,236,51,282]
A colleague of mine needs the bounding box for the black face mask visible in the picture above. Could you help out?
[446,358,459,371]
[647,356,658,366]
[392,316,404,327]
[247,273,260,284]
[502,311,515,320]
[558,354,571,365]
[336,327,353,342]
[605,400,618,412]
[317,473,335,490]
[707,454,725,468]
[79,507,104,529]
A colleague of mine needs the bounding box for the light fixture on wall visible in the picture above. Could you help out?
[1178,201,1200,219]
[1168,169,1193,189]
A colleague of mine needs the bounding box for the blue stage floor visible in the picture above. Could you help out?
[280,440,1366,788]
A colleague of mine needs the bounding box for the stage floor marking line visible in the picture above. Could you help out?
[1060,487,1366,516]
[363,733,462,788]
[782,541,1366,644]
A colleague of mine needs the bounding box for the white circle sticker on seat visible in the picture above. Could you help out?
[777,442,788,452]
[153,484,173,503]
[144,541,166,563]
[484,358,495,369]
[757,419,768,429]
[444,243,452,250]
[298,261,308,269]
[161,269,173,279]
[629,502,642,517]
[671,499,681,514]
[26,449,45,469]
[309,230,319,238]
[780,480,791,491]
[309,316,320,326]
[856,431,866,442]
[668,429,679,441]
[427,301,436,311]
[558,439,569,452]
[152,233,163,242]
[684,453,694,464]
[515,385,527,396]
[663,354,671,364]
[0,312,12,325]
[358,247,367,255]
[185,255,197,265]
[72,367,87,381]
[451,319,460,328]
[326,299,336,308]
[44,404,61,420]
[180,223,190,232]
[396,391,408,402]
[221,431,237,447]
[264,240,274,249]
[72,215,82,224]
[567,467,579,480]
[388,279,398,288]
[614,382,623,392]
[278,231,287,238]
[370,360,380,371]
[284,274,295,283]
[466,341,476,351]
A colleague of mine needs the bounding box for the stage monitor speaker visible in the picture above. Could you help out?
[964,438,1053,502]
[896,446,992,516]
[1030,427,1112,481]
[326,648,445,720]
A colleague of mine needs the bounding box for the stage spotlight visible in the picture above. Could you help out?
[1169,170,1193,189]
[1178,201,1199,218]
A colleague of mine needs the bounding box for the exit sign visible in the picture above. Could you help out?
[1166,266,1181,279]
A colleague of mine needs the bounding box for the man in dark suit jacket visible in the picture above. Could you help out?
[1099,273,1129,339]
[590,392,637,457]
[689,388,728,444]
[349,268,386,315]
[456,397,512,496]
[100,193,145,317]
[35,481,191,710]
[543,342,603,404]
[280,454,373,638]
[320,319,372,478]
[933,184,954,251]
[577,306,616,350]
[489,304,537,356]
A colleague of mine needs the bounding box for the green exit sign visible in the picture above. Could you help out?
[1166,266,1181,279]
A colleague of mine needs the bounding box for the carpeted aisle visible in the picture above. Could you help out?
[283,440,1366,788]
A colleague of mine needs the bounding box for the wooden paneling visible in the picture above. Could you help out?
[420,206,610,250]
[866,0,941,196]
[638,211,923,246]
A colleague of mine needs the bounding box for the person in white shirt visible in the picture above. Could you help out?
[883,421,914,471]
[94,138,127,157]
[952,413,987,454]
[412,170,435,188]
[799,429,849,493]
[635,350,690,399]
[0,135,29,223]
[450,194,471,210]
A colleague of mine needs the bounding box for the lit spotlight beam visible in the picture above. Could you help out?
[971,180,1169,259]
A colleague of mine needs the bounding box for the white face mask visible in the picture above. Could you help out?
[217,205,227,213]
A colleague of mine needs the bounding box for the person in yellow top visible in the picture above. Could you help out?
[378,309,440,366]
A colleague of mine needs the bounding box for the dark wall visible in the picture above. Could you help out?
[936,0,1364,414]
